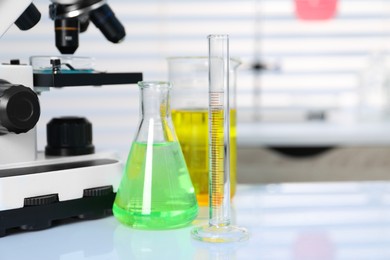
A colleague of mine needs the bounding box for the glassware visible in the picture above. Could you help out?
[167,57,240,206]
[30,56,94,74]
[113,81,199,230]
[357,51,390,122]
[191,34,249,243]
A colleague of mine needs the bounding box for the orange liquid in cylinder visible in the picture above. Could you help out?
[172,109,237,206]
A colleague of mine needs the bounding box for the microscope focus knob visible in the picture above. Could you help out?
[45,117,95,156]
[0,84,40,134]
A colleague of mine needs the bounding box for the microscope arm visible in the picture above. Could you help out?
[0,0,41,38]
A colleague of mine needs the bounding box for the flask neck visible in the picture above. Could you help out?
[136,81,176,143]
[140,85,170,119]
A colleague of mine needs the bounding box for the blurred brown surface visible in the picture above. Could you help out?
[237,147,390,183]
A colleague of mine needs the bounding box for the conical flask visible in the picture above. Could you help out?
[113,81,199,229]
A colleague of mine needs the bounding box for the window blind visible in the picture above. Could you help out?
[0,0,388,158]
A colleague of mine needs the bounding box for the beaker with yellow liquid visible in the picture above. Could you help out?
[168,57,240,206]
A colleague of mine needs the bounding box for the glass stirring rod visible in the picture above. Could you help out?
[191,34,249,243]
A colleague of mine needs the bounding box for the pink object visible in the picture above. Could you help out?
[293,232,335,260]
[295,0,338,20]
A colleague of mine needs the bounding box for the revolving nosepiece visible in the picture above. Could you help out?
[50,1,125,54]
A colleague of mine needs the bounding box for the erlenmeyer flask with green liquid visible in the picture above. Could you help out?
[113,81,199,229]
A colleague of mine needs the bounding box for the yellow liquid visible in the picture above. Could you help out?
[172,109,237,206]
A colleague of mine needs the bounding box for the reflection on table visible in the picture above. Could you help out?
[1,182,390,259]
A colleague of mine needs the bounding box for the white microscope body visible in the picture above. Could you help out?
[0,0,140,236]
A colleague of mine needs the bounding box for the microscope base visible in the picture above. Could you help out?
[0,152,122,237]
[0,189,115,237]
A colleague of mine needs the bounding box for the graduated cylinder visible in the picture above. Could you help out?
[168,56,240,206]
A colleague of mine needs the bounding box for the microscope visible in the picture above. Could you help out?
[0,0,142,236]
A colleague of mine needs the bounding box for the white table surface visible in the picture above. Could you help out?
[237,122,390,147]
[2,182,390,260]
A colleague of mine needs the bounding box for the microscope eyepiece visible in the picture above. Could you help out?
[55,18,79,54]
[15,3,41,31]
[89,4,125,43]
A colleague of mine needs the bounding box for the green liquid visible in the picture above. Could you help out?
[113,141,199,229]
